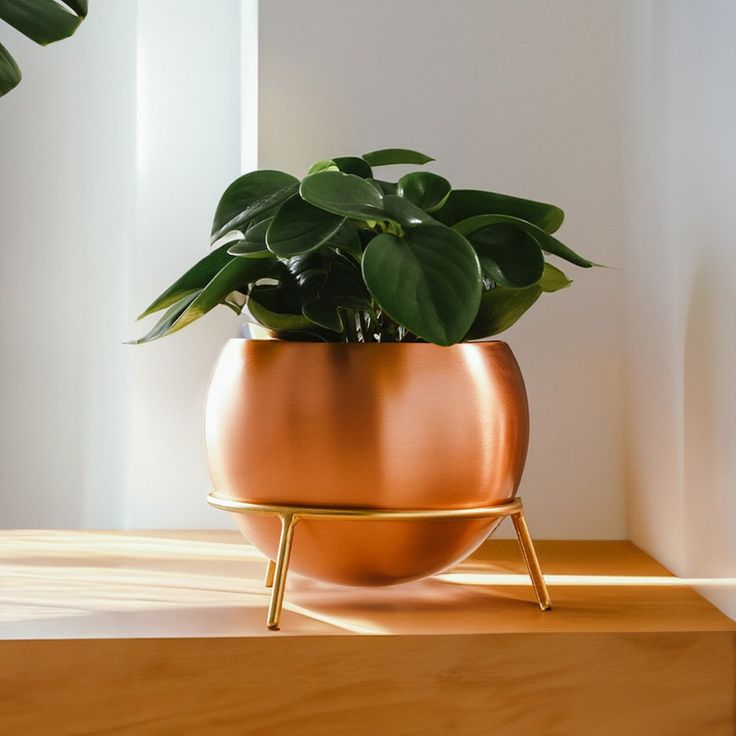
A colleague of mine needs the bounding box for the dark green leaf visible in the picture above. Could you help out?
[167,257,281,335]
[0,41,21,96]
[320,257,371,307]
[465,284,542,341]
[227,217,274,258]
[362,148,434,166]
[300,171,384,220]
[539,262,572,292]
[369,179,397,195]
[362,224,481,346]
[307,159,338,174]
[333,156,373,178]
[129,292,200,345]
[0,0,83,45]
[210,170,298,242]
[435,189,565,234]
[397,172,451,212]
[302,300,344,332]
[465,223,544,288]
[247,290,314,331]
[328,220,362,259]
[382,194,435,228]
[453,213,593,268]
[60,0,87,17]
[266,194,345,257]
[138,243,234,319]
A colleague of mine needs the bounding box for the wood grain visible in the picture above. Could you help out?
[0,532,734,734]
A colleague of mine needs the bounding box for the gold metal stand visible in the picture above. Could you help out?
[207,494,552,630]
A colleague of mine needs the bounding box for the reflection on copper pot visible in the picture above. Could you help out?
[205,340,529,586]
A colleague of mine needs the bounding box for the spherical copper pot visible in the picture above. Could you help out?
[205,339,529,586]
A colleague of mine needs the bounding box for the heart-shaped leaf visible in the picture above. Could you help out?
[300,171,384,220]
[453,213,593,268]
[464,223,544,288]
[539,262,572,292]
[465,284,542,340]
[0,41,21,96]
[333,156,373,178]
[138,243,235,319]
[382,194,435,228]
[397,172,451,212]
[362,148,434,166]
[362,224,481,345]
[266,195,345,258]
[210,170,298,242]
[435,189,565,234]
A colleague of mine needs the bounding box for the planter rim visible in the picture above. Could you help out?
[227,337,509,350]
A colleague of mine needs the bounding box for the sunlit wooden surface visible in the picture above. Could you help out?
[1,531,734,734]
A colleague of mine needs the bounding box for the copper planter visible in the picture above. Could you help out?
[205,339,529,586]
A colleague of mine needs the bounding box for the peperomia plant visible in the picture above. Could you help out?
[135,148,595,346]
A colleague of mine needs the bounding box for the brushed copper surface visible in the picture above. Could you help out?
[205,340,529,585]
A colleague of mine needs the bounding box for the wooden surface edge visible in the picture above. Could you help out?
[0,630,734,735]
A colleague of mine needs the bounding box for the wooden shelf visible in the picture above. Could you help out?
[1,531,734,734]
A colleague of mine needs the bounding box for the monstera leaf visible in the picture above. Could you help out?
[0,0,89,97]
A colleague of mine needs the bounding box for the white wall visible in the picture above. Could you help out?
[0,0,246,528]
[622,0,736,617]
[259,0,629,539]
[0,2,137,528]
[127,0,245,528]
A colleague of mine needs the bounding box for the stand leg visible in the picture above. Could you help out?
[267,513,297,630]
[511,507,552,611]
[264,559,276,588]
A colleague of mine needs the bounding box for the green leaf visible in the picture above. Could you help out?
[539,262,572,292]
[307,159,339,174]
[397,172,451,212]
[266,194,345,258]
[333,156,373,178]
[464,223,544,288]
[0,41,21,96]
[0,0,83,45]
[465,284,542,341]
[320,256,371,307]
[129,292,200,345]
[247,290,314,332]
[328,220,362,259]
[382,194,435,228]
[435,189,565,234]
[302,300,344,333]
[138,243,234,319]
[453,213,593,268]
[369,179,397,195]
[227,217,274,258]
[300,171,384,220]
[166,257,281,336]
[362,224,481,346]
[362,148,434,167]
[60,0,87,17]
[210,170,298,242]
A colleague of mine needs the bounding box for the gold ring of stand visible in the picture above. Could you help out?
[207,493,552,631]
